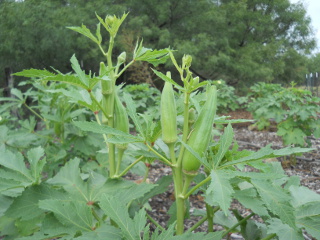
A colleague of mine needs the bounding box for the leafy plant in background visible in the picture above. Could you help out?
[121,83,161,117]
[209,80,247,113]
[0,13,319,240]
[247,82,320,146]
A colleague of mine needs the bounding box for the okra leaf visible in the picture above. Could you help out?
[180,138,211,170]
[27,146,46,182]
[135,48,169,66]
[47,158,88,201]
[289,185,320,207]
[15,213,76,240]
[296,216,320,239]
[10,88,24,101]
[267,218,304,240]
[5,185,66,221]
[67,24,99,44]
[13,69,55,78]
[70,54,89,87]
[251,179,296,229]
[213,123,234,168]
[39,199,94,232]
[123,93,146,138]
[74,223,122,240]
[0,149,33,185]
[152,69,184,91]
[206,169,234,215]
[73,121,143,143]
[99,195,142,240]
[234,188,269,217]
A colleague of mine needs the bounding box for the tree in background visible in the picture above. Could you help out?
[0,0,316,89]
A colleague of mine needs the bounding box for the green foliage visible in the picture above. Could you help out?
[0,0,316,87]
[1,13,319,240]
[247,82,320,146]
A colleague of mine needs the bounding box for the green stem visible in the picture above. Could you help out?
[116,156,144,178]
[90,91,109,120]
[176,92,190,167]
[23,103,44,121]
[146,143,173,166]
[115,60,135,78]
[185,176,211,199]
[94,114,108,148]
[115,148,125,175]
[146,212,165,231]
[222,213,255,237]
[206,204,214,232]
[142,165,150,182]
[187,216,208,233]
[261,233,277,240]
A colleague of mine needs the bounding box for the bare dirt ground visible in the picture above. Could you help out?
[139,110,320,239]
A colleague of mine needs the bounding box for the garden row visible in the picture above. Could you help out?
[0,13,320,240]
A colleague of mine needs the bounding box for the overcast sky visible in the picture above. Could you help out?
[290,0,320,53]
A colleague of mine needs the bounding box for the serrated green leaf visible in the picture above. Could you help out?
[13,69,56,78]
[234,188,269,217]
[99,195,141,240]
[73,121,143,144]
[296,202,320,219]
[289,185,320,207]
[252,179,296,229]
[123,93,146,138]
[10,88,24,101]
[135,49,169,66]
[267,218,304,240]
[206,169,234,215]
[15,213,75,240]
[46,158,88,201]
[0,149,33,184]
[5,185,66,220]
[67,24,99,44]
[39,199,94,231]
[27,146,46,182]
[75,223,122,240]
[152,69,184,91]
[0,177,24,192]
[213,124,234,168]
[213,210,238,229]
[297,216,320,239]
[70,54,89,87]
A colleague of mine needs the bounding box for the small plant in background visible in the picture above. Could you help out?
[247,82,320,146]
[0,13,319,240]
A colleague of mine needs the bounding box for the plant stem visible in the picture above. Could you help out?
[146,212,165,231]
[115,148,125,175]
[185,176,211,199]
[94,114,108,148]
[146,143,173,166]
[23,103,44,121]
[90,91,109,120]
[116,156,144,178]
[222,212,255,237]
[142,165,150,182]
[116,60,134,78]
[206,204,214,232]
[187,216,208,233]
[261,233,277,240]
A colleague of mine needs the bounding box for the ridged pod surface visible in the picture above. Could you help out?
[114,93,129,149]
[182,85,217,174]
[160,81,178,144]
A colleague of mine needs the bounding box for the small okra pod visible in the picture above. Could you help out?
[160,79,178,145]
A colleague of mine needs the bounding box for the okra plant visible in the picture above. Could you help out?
[1,13,320,240]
